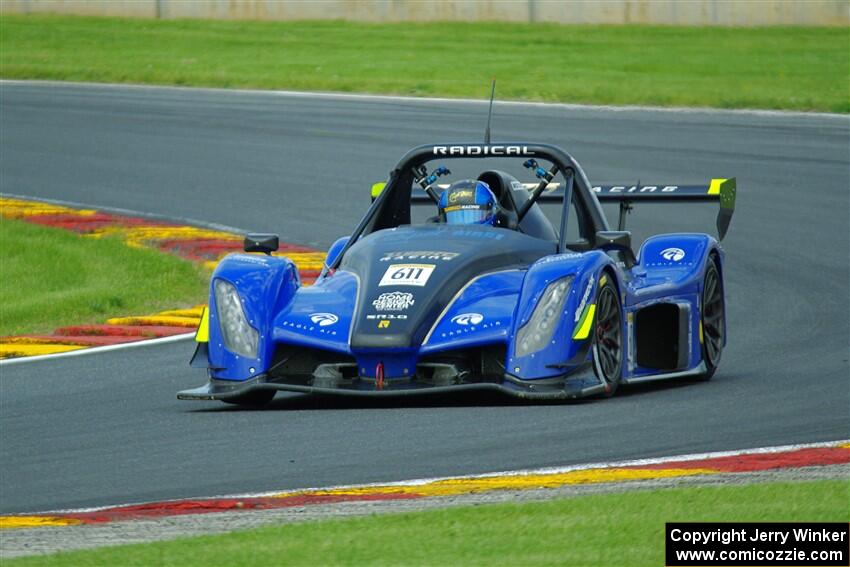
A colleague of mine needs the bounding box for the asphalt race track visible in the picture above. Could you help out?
[1,82,848,514]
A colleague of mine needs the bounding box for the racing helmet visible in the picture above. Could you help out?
[438,180,497,225]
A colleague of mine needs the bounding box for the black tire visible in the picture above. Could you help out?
[696,258,724,381]
[591,274,624,397]
[222,389,276,407]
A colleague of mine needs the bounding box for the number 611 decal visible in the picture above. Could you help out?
[378,264,436,287]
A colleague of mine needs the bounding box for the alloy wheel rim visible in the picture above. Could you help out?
[702,266,724,365]
[594,285,622,382]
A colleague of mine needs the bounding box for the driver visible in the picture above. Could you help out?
[438,180,498,225]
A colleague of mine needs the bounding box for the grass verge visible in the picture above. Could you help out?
[1,15,847,112]
[8,479,849,566]
[0,218,208,336]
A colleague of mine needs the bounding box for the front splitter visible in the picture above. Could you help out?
[177,369,608,402]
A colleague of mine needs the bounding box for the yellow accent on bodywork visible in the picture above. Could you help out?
[195,307,210,343]
[599,274,607,287]
[708,178,726,195]
[371,182,387,199]
[572,304,596,340]
[699,320,704,344]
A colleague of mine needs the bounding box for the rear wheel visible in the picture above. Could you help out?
[697,259,724,381]
[592,275,624,397]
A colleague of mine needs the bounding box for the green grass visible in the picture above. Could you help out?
[8,479,849,566]
[0,218,208,336]
[1,15,847,112]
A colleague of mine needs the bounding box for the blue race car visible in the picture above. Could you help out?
[178,142,736,406]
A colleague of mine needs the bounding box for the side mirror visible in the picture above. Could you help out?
[595,231,636,268]
[243,233,279,255]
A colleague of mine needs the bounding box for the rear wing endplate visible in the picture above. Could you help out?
[537,178,737,240]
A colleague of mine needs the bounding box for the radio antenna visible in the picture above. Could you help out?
[484,79,496,145]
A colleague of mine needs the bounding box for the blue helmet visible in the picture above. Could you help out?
[438,180,497,226]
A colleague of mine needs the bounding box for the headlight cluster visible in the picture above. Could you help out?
[515,276,573,357]
[214,279,259,358]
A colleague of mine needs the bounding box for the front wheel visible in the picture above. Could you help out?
[591,275,624,397]
[696,259,724,381]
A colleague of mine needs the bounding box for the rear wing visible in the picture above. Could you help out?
[536,178,737,240]
[372,177,736,240]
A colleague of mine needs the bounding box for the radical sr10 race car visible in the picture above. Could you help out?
[179,142,735,406]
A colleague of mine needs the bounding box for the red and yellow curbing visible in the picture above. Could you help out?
[1,442,847,530]
[0,197,325,359]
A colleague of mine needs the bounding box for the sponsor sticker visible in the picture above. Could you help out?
[449,190,473,203]
[366,314,408,320]
[378,264,435,287]
[592,185,679,193]
[432,145,531,156]
[440,319,501,338]
[372,292,415,312]
[235,255,270,265]
[309,313,339,326]
[660,247,686,261]
[574,275,595,323]
[281,318,337,336]
[451,313,484,326]
[379,251,459,262]
[449,229,504,240]
[537,253,582,265]
[378,320,390,329]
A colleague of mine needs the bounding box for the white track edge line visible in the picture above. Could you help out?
[2,79,847,120]
[0,333,194,367]
[27,438,850,516]
[0,192,317,366]
[1,189,203,365]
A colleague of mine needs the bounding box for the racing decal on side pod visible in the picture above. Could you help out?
[195,307,210,343]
